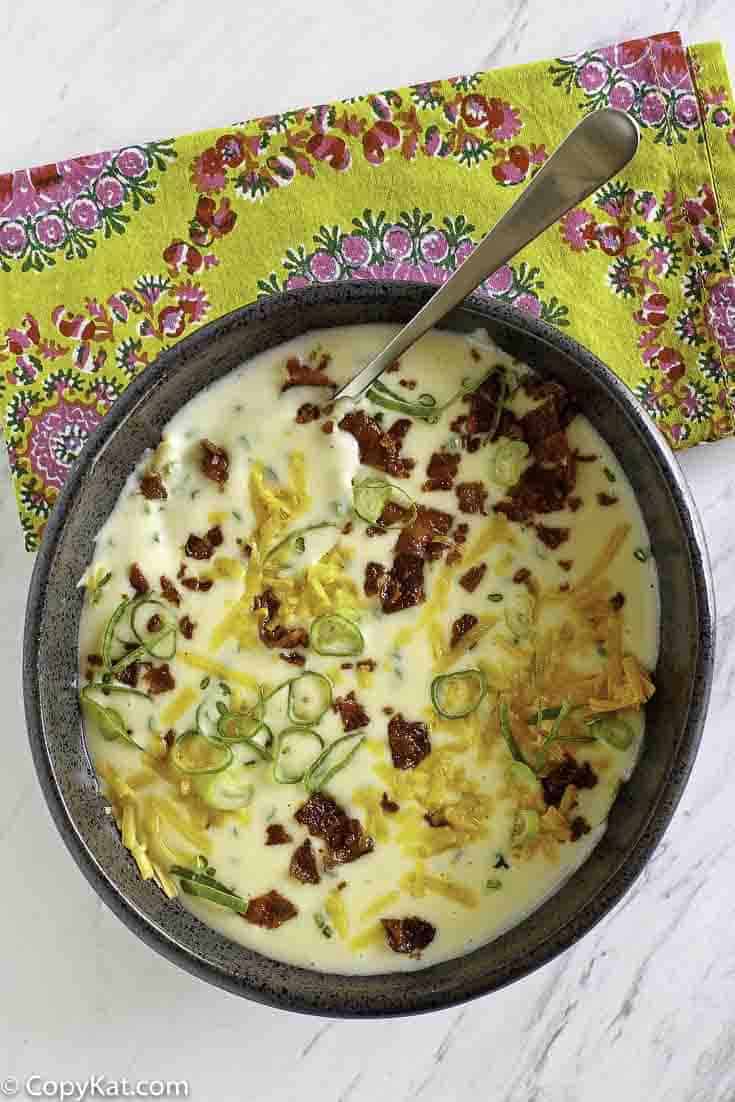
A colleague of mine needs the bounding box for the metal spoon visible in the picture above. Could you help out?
[333,108,639,403]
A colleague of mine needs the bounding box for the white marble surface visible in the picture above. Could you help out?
[2,3,735,1099]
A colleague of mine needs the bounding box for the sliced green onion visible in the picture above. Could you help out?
[109,626,174,677]
[352,478,417,528]
[303,731,365,794]
[488,592,504,603]
[288,672,332,725]
[310,613,364,657]
[172,871,247,913]
[193,765,256,810]
[507,760,541,792]
[171,731,233,775]
[264,523,336,571]
[489,439,530,488]
[587,716,635,750]
[513,808,540,844]
[366,379,442,422]
[431,668,487,719]
[499,700,534,769]
[634,547,650,563]
[485,878,503,891]
[528,706,562,724]
[216,715,273,760]
[101,596,135,668]
[504,591,534,640]
[196,681,250,739]
[542,701,573,748]
[81,683,152,747]
[274,727,325,784]
[131,598,177,659]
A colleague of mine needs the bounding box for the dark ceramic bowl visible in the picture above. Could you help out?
[24,283,715,1017]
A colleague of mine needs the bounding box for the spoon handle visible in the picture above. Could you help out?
[334,108,639,402]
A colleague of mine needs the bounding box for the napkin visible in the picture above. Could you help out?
[1,31,733,550]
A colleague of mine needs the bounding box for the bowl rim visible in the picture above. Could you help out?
[23,282,716,1016]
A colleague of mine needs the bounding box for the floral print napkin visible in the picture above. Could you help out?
[1,31,733,549]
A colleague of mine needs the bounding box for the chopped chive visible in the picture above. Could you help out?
[232,510,243,521]
[634,547,650,562]
[199,676,211,690]
[314,913,333,939]
[596,643,608,658]
[603,467,616,483]
[488,592,504,602]
[494,854,510,870]
[485,878,502,891]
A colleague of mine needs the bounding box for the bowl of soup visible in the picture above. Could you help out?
[23,282,714,1015]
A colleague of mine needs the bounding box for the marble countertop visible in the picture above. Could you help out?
[2,3,735,1099]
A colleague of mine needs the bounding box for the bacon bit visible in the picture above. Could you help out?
[559,582,570,592]
[290,838,320,884]
[459,373,505,439]
[129,563,149,594]
[206,525,223,548]
[610,592,626,611]
[179,615,196,640]
[338,409,415,478]
[541,755,597,808]
[558,559,573,572]
[341,521,353,535]
[337,881,347,891]
[200,439,229,487]
[382,917,436,955]
[147,613,163,633]
[388,713,431,770]
[117,661,144,688]
[177,562,187,580]
[454,522,469,544]
[334,690,370,732]
[522,379,567,402]
[266,824,292,846]
[597,492,619,507]
[386,360,400,373]
[381,553,425,614]
[236,539,252,557]
[87,654,103,667]
[398,378,417,389]
[280,651,306,666]
[160,576,181,606]
[381,792,399,813]
[295,402,321,424]
[422,451,460,492]
[570,815,591,841]
[459,563,487,593]
[425,809,449,828]
[456,481,488,515]
[142,663,176,695]
[520,397,565,446]
[185,533,214,560]
[295,794,374,866]
[396,505,453,561]
[574,450,597,463]
[568,497,583,513]
[164,730,176,749]
[140,472,168,500]
[513,567,531,585]
[321,420,335,435]
[356,658,376,672]
[536,524,570,550]
[341,662,354,670]
[181,576,214,592]
[451,613,478,648]
[382,706,394,716]
[282,356,336,392]
[253,587,308,650]
[244,890,298,928]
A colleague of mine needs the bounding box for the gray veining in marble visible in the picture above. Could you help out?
[1,2,734,1099]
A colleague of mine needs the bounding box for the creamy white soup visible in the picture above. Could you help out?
[78,324,658,974]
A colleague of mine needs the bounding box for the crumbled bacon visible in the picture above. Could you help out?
[610,592,626,611]
[147,613,163,633]
[140,472,168,500]
[568,497,582,513]
[541,755,598,808]
[160,576,181,606]
[395,506,453,561]
[454,522,469,544]
[266,824,292,846]
[280,651,306,666]
[381,792,399,813]
[356,658,376,672]
[281,356,336,392]
[338,410,415,478]
[290,838,320,884]
[253,587,308,649]
[423,451,460,492]
[181,576,213,592]
[185,533,214,560]
[513,567,531,585]
[295,402,321,424]
[451,613,478,648]
[129,563,149,594]
[200,439,229,487]
[321,420,334,435]
[597,492,619,507]
[536,524,569,550]
[425,809,449,828]
[243,890,298,928]
[142,663,175,695]
[459,563,487,593]
[179,615,196,639]
[388,714,431,769]
[570,815,591,841]
[558,559,573,572]
[87,654,103,667]
[382,916,436,955]
[295,794,374,866]
[456,481,488,515]
[117,660,144,688]
[207,525,223,548]
[451,373,505,446]
[334,691,370,732]
[381,553,425,614]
